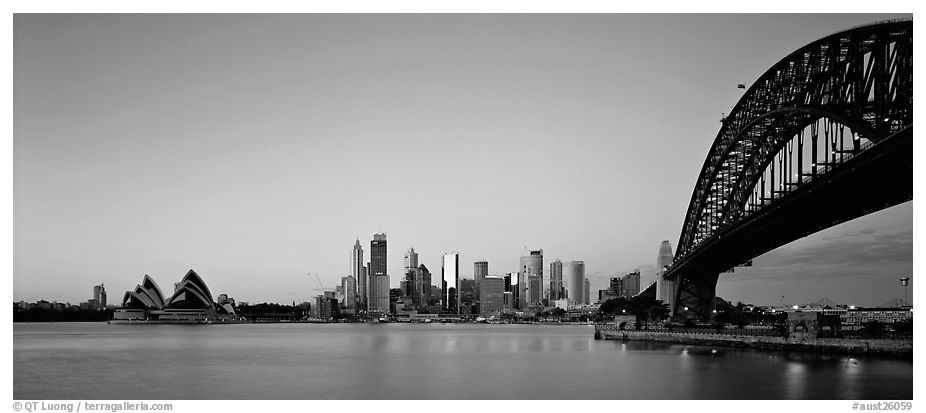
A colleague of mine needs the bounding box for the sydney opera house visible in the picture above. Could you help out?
[112,269,238,323]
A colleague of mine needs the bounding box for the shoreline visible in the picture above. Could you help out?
[8,319,599,325]
[595,328,912,358]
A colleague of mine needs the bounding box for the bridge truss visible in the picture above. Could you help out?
[665,20,913,320]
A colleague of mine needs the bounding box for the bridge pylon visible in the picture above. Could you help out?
[670,271,719,323]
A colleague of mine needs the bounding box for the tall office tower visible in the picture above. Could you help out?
[610,276,625,297]
[459,278,476,314]
[479,276,505,316]
[519,249,543,309]
[371,233,387,277]
[504,272,517,309]
[313,295,331,319]
[399,279,410,298]
[549,259,564,300]
[584,278,591,305]
[352,239,365,310]
[622,269,642,297]
[403,248,418,298]
[404,248,419,272]
[361,265,369,310]
[341,275,356,309]
[527,274,543,307]
[368,233,390,313]
[442,253,460,313]
[413,264,431,307]
[93,284,107,310]
[656,240,675,303]
[566,261,585,306]
[369,275,390,314]
[474,261,488,301]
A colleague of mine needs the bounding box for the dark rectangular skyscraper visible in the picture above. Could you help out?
[413,264,431,307]
[369,233,389,313]
[479,276,505,316]
[474,261,488,281]
[622,269,641,298]
[371,233,387,277]
[403,247,418,298]
[474,260,488,301]
[549,259,564,300]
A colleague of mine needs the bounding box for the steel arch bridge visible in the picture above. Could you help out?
[662,19,913,321]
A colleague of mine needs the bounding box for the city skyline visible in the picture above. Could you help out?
[14,14,912,307]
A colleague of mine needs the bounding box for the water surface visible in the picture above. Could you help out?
[13,322,912,399]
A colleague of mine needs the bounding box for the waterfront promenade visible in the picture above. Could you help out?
[594,323,912,357]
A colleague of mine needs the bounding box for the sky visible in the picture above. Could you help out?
[13,13,913,307]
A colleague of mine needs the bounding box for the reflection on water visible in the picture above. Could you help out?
[14,322,912,400]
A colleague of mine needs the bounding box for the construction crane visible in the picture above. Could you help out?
[307,273,336,292]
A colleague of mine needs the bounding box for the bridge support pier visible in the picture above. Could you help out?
[671,272,720,323]
[661,276,677,315]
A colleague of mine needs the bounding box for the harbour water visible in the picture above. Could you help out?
[14,322,912,400]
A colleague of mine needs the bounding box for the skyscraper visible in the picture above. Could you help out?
[527,274,542,307]
[93,284,106,310]
[404,248,419,272]
[584,278,590,305]
[474,260,488,301]
[656,240,675,304]
[519,249,543,309]
[413,264,431,307]
[368,233,389,314]
[566,261,585,306]
[459,278,476,314]
[549,259,564,301]
[361,265,369,310]
[479,276,505,316]
[341,275,356,309]
[622,269,641,298]
[352,239,365,310]
[610,276,624,297]
[369,274,389,314]
[371,233,387,277]
[504,272,518,309]
[403,248,419,298]
[474,261,488,283]
[442,253,460,314]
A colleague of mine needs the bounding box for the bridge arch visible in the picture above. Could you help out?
[664,20,912,321]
